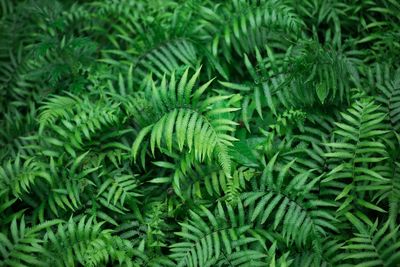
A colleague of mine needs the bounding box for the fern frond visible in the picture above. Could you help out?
[133,39,198,83]
[0,155,50,198]
[291,237,345,267]
[170,201,269,266]
[275,41,359,107]
[374,64,400,131]
[199,0,302,63]
[97,169,141,208]
[38,93,80,132]
[242,154,337,246]
[324,98,390,223]
[39,94,121,157]
[149,151,254,200]
[44,216,134,267]
[131,67,239,176]
[0,217,62,267]
[341,216,400,267]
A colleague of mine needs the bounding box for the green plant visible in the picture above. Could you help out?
[1,0,399,266]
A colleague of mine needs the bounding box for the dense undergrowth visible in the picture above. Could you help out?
[1,0,400,266]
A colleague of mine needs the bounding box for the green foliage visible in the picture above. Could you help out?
[0,0,399,266]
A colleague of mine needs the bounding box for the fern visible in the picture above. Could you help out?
[1,0,400,266]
